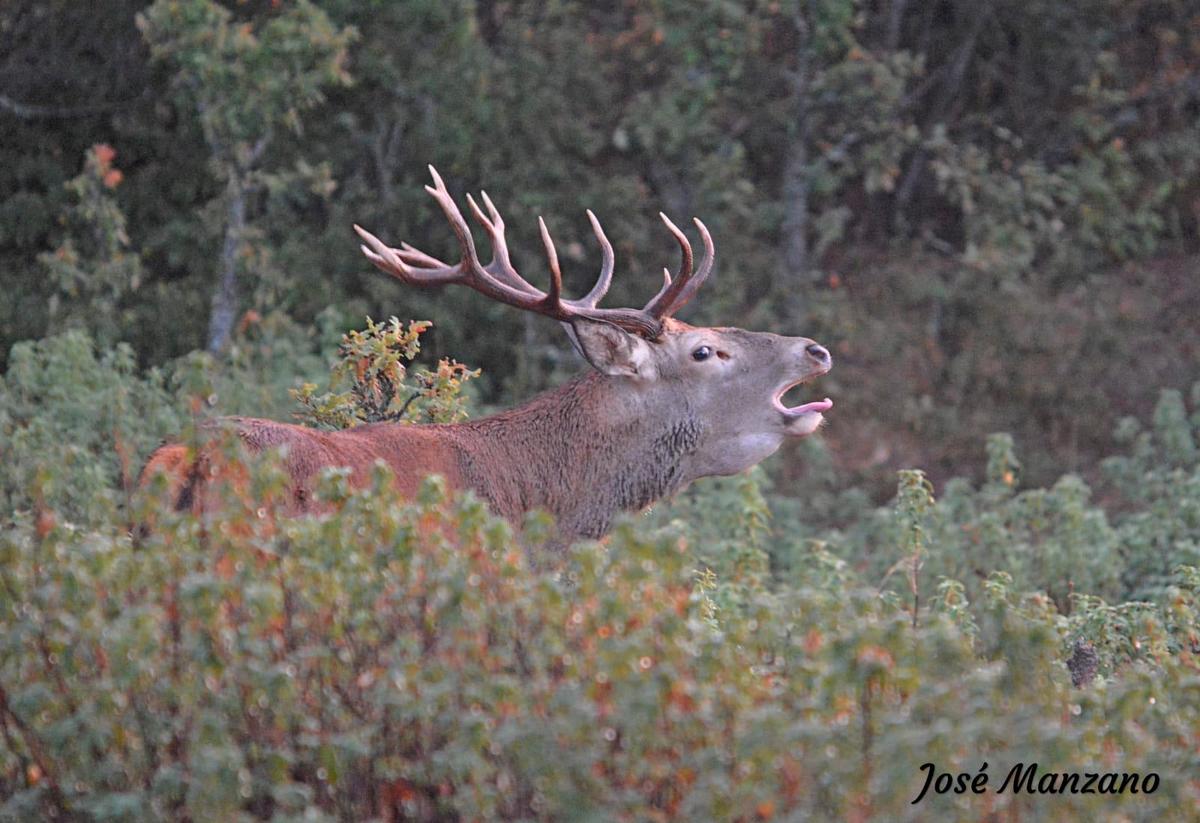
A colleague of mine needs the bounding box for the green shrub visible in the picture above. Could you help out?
[2,459,1198,821]
[290,316,478,429]
[1103,387,1200,599]
[0,319,326,525]
[0,332,181,523]
[3,327,1200,820]
[771,387,1200,612]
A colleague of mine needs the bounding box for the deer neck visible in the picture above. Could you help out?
[454,372,702,540]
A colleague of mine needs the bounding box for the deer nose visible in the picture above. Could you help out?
[805,343,831,366]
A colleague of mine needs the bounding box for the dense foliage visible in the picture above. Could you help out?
[4,470,1200,821]
[2,323,1199,820]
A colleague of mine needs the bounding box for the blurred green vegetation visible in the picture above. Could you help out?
[3,1,1200,818]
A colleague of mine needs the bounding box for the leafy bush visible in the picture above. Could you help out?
[291,316,478,429]
[0,332,180,523]
[3,324,1200,820]
[3,460,1199,821]
[1103,387,1200,600]
[766,388,1200,613]
[39,145,145,348]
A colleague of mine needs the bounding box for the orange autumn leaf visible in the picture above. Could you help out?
[237,309,262,336]
[856,645,895,671]
[215,553,236,579]
[93,143,116,166]
[35,508,56,539]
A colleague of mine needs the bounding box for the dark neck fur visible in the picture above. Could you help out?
[450,372,702,539]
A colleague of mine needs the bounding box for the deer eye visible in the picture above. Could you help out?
[692,346,713,362]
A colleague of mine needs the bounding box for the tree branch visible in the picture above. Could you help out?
[0,92,131,120]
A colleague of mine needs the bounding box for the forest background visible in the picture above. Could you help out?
[3,0,1196,493]
[2,1,1200,819]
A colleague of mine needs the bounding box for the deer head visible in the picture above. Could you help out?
[569,316,832,479]
[354,168,832,511]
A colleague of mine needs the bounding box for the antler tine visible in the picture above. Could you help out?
[354,223,460,285]
[466,192,542,295]
[357,169,534,301]
[643,267,673,310]
[479,190,503,230]
[642,213,695,318]
[663,218,715,316]
[395,242,446,269]
[354,166,481,287]
[661,212,693,281]
[537,217,565,307]
[423,166,481,278]
[354,224,397,269]
[464,192,493,233]
[577,210,615,309]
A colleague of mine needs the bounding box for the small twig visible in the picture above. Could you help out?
[391,391,422,422]
[0,682,72,819]
[0,91,135,120]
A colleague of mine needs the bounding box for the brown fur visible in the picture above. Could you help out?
[139,373,677,539]
[139,417,462,513]
[139,443,193,508]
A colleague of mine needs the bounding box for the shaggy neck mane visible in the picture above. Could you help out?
[446,372,701,540]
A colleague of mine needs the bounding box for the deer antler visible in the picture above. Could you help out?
[354,166,714,338]
[643,212,715,320]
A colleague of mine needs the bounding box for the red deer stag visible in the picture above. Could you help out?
[141,167,833,543]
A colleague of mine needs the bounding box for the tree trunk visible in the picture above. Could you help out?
[896,6,989,218]
[206,175,247,354]
[886,0,908,51]
[778,7,813,318]
[779,134,809,280]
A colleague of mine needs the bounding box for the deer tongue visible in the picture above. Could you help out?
[786,397,833,416]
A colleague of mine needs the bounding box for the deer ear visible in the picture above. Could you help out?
[570,317,655,378]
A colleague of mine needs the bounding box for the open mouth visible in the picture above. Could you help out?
[773,378,833,421]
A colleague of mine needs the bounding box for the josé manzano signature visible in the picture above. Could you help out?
[912,762,1160,804]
